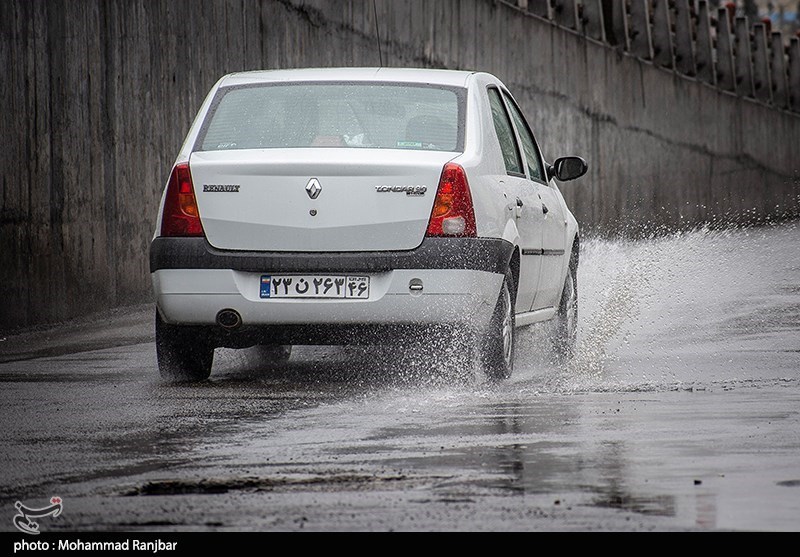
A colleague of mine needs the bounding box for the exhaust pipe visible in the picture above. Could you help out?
[216,308,242,330]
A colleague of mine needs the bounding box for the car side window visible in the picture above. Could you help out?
[487,87,523,176]
[503,92,546,183]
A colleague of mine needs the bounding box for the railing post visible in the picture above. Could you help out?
[789,37,800,112]
[673,0,696,76]
[715,7,736,91]
[770,32,790,109]
[627,0,653,60]
[652,0,675,68]
[751,23,772,103]
[553,0,578,29]
[734,17,755,97]
[695,1,716,85]
[600,0,628,48]
[581,0,606,42]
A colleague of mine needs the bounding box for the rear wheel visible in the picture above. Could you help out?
[482,270,516,380]
[155,311,214,382]
[253,344,292,364]
[552,256,578,362]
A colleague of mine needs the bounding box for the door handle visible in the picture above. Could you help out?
[513,197,523,219]
[542,203,549,215]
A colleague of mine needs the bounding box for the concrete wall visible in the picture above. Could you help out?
[2,0,799,331]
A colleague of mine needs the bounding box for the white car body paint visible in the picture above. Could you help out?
[150,67,582,355]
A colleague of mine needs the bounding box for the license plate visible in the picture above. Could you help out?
[260,275,369,299]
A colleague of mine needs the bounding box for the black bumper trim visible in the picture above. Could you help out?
[522,248,565,256]
[150,237,515,275]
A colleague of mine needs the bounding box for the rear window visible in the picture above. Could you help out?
[196,82,464,152]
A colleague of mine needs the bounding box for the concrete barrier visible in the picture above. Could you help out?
[2,0,799,330]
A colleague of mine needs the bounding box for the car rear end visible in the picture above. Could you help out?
[150,69,511,380]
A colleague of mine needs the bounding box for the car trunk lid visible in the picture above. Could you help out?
[190,149,455,252]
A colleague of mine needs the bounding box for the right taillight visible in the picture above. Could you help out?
[425,162,477,237]
[160,162,204,237]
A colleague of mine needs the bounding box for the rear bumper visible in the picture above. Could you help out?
[150,237,513,338]
[154,268,502,331]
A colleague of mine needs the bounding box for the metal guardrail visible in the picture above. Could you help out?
[507,0,800,113]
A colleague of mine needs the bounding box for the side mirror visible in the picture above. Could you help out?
[551,156,588,181]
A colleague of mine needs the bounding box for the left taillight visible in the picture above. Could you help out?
[425,162,477,237]
[160,162,204,237]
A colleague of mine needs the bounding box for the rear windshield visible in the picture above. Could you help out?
[196,82,464,152]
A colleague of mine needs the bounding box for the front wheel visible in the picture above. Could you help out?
[482,270,516,380]
[551,259,578,363]
[155,311,214,382]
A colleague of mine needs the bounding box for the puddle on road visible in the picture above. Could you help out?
[589,492,676,517]
[123,473,416,496]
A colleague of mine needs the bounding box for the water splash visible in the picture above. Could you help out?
[544,221,800,393]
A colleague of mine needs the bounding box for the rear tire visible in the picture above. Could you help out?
[253,344,292,364]
[552,255,578,363]
[155,311,214,382]
[482,270,516,380]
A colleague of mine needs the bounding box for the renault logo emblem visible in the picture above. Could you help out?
[305,178,322,199]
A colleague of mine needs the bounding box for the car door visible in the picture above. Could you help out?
[486,86,543,314]
[501,91,567,311]
[536,172,568,309]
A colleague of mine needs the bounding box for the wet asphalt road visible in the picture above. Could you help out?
[1,222,799,532]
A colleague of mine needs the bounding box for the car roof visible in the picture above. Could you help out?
[219,67,477,88]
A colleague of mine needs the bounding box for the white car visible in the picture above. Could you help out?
[150,68,586,382]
